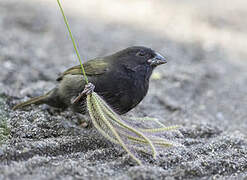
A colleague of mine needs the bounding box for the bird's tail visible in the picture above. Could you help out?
[13,95,47,110]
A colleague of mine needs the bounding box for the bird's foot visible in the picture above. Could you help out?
[76,113,92,129]
[71,83,95,104]
[83,83,95,95]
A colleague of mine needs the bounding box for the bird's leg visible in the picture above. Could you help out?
[71,83,95,129]
[71,83,95,104]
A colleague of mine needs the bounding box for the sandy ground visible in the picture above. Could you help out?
[0,0,247,179]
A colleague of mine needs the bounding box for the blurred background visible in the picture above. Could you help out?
[0,0,247,179]
[1,0,246,130]
[42,0,247,62]
[0,0,246,130]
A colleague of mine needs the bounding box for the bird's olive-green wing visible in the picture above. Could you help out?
[56,59,109,81]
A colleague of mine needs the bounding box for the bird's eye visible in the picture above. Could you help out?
[136,50,146,57]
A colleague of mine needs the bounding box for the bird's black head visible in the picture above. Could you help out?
[112,46,167,69]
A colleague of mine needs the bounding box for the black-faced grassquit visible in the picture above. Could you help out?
[13,46,167,114]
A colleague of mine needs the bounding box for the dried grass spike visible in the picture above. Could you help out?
[94,92,157,159]
[87,93,142,165]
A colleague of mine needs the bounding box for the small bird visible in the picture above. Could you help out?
[13,46,167,115]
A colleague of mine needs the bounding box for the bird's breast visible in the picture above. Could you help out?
[91,66,151,114]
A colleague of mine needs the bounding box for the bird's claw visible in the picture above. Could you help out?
[83,83,95,95]
[71,83,95,104]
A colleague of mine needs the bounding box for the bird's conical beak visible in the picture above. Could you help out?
[149,52,167,66]
[154,52,167,65]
